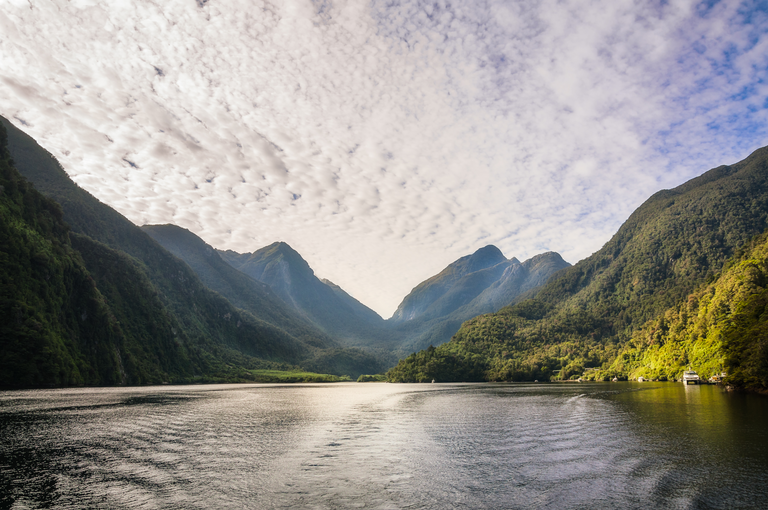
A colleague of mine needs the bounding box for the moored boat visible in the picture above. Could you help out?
[682,370,700,385]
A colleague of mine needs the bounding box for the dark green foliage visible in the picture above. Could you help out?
[142,224,336,349]
[301,347,392,379]
[390,146,768,384]
[387,344,488,382]
[143,224,392,376]
[356,374,387,382]
[248,369,351,383]
[0,123,124,387]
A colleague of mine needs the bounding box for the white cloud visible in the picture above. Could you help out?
[1,0,767,317]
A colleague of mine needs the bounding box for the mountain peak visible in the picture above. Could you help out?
[463,244,508,273]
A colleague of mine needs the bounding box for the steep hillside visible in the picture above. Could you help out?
[390,245,513,323]
[141,224,335,348]
[0,124,127,387]
[604,231,768,391]
[389,247,570,352]
[218,242,395,349]
[0,115,379,382]
[388,146,768,382]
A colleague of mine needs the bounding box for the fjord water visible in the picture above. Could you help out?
[1,383,766,509]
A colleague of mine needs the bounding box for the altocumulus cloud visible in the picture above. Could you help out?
[0,0,766,316]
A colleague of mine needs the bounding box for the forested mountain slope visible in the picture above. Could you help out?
[606,231,768,391]
[141,224,336,348]
[388,146,768,383]
[0,121,282,386]
[1,125,129,387]
[142,224,391,373]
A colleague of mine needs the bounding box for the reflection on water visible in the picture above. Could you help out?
[0,382,766,509]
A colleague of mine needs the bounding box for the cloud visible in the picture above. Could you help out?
[1,0,767,316]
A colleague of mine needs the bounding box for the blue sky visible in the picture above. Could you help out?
[1,0,767,316]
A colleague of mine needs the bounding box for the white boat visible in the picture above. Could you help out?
[682,370,700,385]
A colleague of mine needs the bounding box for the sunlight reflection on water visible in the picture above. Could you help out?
[0,382,766,509]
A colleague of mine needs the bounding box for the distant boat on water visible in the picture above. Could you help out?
[682,370,700,385]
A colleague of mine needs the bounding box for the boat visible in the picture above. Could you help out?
[682,370,700,385]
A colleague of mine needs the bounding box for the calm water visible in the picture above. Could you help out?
[1,382,767,509]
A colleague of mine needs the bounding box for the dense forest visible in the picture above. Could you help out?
[1,123,128,387]
[607,232,768,388]
[388,146,768,392]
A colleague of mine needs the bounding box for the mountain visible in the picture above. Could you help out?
[1,128,128,387]
[388,145,768,384]
[390,245,514,323]
[218,241,569,355]
[218,243,395,350]
[388,246,570,352]
[0,115,378,384]
[0,120,280,387]
[141,224,334,348]
[142,224,391,373]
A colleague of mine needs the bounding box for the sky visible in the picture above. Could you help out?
[1,0,767,318]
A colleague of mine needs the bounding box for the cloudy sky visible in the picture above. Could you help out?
[1,0,767,317]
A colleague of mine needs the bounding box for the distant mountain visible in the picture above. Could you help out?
[141,224,334,348]
[142,224,391,373]
[388,145,768,384]
[218,241,568,355]
[218,243,395,351]
[388,246,570,352]
[0,115,381,384]
[390,245,514,323]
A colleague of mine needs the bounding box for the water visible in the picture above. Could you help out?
[1,382,767,509]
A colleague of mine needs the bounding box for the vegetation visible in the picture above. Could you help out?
[389,146,768,391]
[249,369,351,383]
[142,224,395,376]
[218,242,397,351]
[605,232,768,390]
[388,248,570,354]
[356,374,387,382]
[0,122,125,387]
[4,111,768,392]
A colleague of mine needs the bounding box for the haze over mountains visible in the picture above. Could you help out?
[217,241,392,348]
[388,246,571,353]
[143,223,569,356]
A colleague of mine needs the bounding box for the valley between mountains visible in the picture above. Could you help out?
[2,114,768,392]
